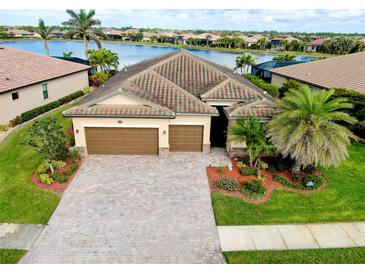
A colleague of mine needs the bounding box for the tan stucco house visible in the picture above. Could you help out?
[0,45,90,124]
[64,50,275,156]
[271,51,365,94]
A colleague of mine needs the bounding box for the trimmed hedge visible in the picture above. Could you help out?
[243,74,279,97]
[10,90,84,126]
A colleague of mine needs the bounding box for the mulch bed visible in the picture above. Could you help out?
[32,157,83,194]
[206,158,327,204]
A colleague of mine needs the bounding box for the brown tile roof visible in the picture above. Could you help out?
[224,99,277,119]
[64,104,174,118]
[271,51,365,93]
[68,50,272,118]
[0,45,90,93]
[201,79,263,101]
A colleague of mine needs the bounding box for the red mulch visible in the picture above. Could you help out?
[206,158,327,204]
[32,157,83,194]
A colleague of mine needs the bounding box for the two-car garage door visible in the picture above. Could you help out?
[84,125,203,155]
[85,127,159,155]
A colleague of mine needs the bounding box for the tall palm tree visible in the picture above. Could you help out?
[35,19,55,55]
[267,85,357,169]
[62,9,103,59]
[235,54,256,74]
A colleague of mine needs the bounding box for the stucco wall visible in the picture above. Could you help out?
[271,74,322,92]
[0,71,89,124]
[71,115,212,154]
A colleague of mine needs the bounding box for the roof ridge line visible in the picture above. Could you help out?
[147,69,218,114]
[200,79,231,98]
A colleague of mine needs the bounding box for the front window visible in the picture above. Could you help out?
[11,92,19,100]
[42,83,48,99]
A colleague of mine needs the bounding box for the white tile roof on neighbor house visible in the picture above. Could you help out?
[271,51,365,93]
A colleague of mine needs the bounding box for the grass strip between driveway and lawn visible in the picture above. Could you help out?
[0,249,26,264]
[224,247,365,264]
[0,104,74,224]
[212,141,365,225]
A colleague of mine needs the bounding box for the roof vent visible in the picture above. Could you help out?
[306,72,311,77]
[5,77,10,81]
[0,46,4,49]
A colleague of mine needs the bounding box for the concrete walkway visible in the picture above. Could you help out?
[0,223,44,250]
[218,222,365,251]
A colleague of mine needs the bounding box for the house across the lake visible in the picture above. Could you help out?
[271,51,365,93]
[63,50,276,156]
[5,28,35,38]
[0,46,90,124]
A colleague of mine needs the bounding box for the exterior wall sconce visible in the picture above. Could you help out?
[163,130,166,135]
[75,129,79,134]
[117,120,123,124]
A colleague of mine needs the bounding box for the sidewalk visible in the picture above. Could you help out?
[218,222,365,251]
[0,223,45,250]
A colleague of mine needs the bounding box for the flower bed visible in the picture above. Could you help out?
[32,155,82,194]
[206,157,327,204]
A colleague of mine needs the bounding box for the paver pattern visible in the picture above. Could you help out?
[218,222,365,251]
[21,149,229,263]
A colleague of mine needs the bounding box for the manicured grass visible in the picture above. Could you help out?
[0,249,26,264]
[224,247,365,264]
[212,142,365,225]
[0,104,74,224]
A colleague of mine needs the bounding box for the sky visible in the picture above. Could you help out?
[0,9,365,33]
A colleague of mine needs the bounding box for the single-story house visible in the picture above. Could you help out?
[49,29,66,39]
[269,36,299,50]
[5,29,35,38]
[270,51,365,93]
[0,46,90,124]
[305,37,326,52]
[103,28,124,40]
[63,50,275,156]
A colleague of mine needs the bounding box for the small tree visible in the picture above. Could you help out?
[24,117,68,172]
[88,48,119,76]
[229,116,273,167]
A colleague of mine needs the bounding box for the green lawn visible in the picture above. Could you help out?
[212,142,365,225]
[224,247,365,264]
[0,104,74,224]
[0,249,26,264]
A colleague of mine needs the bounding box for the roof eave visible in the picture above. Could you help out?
[62,113,176,119]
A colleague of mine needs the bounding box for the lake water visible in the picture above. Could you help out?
[0,40,314,69]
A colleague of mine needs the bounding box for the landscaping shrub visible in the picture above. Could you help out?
[37,161,50,175]
[67,148,80,163]
[51,160,67,169]
[274,175,301,189]
[256,159,268,170]
[267,166,277,174]
[241,179,266,198]
[39,174,53,185]
[216,178,239,191]
[9,90,84,126]
[302,175,324,189]
[0,124,9,132]
[63,165,78,176]
[243,74,279,97]
[240,166,259,176]
[51,172,68,183]
[292,172,302,182]
[217,166,225,174]
[278,79,303,98]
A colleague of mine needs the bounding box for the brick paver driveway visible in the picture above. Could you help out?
[22,149,229,263]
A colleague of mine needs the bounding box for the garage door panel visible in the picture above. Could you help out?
[85,127,158,155]
[169,125,203,152]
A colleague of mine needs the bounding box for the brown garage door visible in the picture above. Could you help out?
[169,125,203,152]
[85,127,158,155]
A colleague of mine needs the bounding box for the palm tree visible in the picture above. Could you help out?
[35,19,55,55]
[229,116,272,167]
[88,48,119,76]
[62,9,103,59]
[266,85,357,169]
[235,54,256,74]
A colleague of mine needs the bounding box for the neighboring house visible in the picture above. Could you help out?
[305,37,326,52]
[251,60,309,82]
[103,28,124,39]
[195,33,220,45]
[242,34,266,47]
[271,51,365,93]
[0,46,90,124]
[49,29,66,39]
[269,36,299,50]
[176,32,196,44]
[6,29,34,38]
[63,50,275,156]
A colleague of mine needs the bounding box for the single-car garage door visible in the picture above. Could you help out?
[169,125,203,152]
[85,127,158,155]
